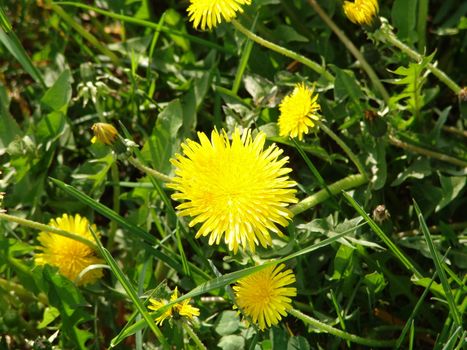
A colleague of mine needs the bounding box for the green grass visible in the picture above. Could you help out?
[0,0,466,349]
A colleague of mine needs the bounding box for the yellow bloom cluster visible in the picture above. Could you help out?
[187,0,251,30]
[148,287,200,325]
[35,214,103,286]
[168,128,297,253]
[234,264,297,330]
[278,83,321,140]
[343,0,379,25]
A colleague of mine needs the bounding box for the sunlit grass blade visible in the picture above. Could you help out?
[50,177,156,244]
[50,4,121,66]
[441,326,463,350]
[54,2,232,54]
[0,6,45,87]
[231,14,257,95]
[88,226,169,349]
[291,138,337,208]
[413,200,462,327]
[396,270,437,348]
[342,191,422,279]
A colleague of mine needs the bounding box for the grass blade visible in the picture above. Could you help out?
[0,6,45,87]
[88,227,169,349]
[54,2,233,54]
[342,191,422,279]
[231,14,257,95]
[413,200,462,327]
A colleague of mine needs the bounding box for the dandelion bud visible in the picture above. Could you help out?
[91,123,118,145]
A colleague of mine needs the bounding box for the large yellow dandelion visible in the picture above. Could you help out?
[234,264,297,330]
[278,83,321,141]
[149,287,200,325]
[187,0,251,31]
[35,214,103,286]
[168,128,298,253]
[343,0,379,26]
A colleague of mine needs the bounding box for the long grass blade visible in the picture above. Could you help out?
[413,200,462,327]
[342,191,422,279]
[88,227,169,349]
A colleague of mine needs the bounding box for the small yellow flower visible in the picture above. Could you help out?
[91,122,118,145]
[35,214,103,286]
[187,0,251,30]
[168,128,298,253]
[343,0,379,26]
[234,264,297,330]
[149,287,200,325]
[278,83,321,141]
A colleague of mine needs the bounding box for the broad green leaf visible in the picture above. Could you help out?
[391,158,431,186]
[215,311,240,336]
[41,69,72,112]
[391,0,418,42]
[287,336,310,350]
[435,173,466,212]
[218,334,245,350]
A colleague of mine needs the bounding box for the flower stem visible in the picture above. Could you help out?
[291,173,368,215]
[388,134,467,167]
[0,212,98,250]
[290,308,397,347]
[231,20,334,82]
[307,0,390,103]
[318,121,368,178]
[374,19,461,94]
[0,277,48,305]
[128,157,172,183]
[182,322,207,350]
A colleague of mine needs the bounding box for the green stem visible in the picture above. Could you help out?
[128,157,173,183]
[182,322,207,350]
[290,308,397,347]
[375,19,461,94]
[55,2,232,54]
[417,0,429,53]
[231,20,334,82]
[291,173,368,215]
[0,277,48,305]
[307,0,390,103]
[318,121,368,178]
[0,212,98,250]
[109,161,120,247]
[50,4,121,66]
[388,134,467,167]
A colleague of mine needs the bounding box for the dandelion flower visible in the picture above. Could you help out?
[149,287,200,325]
[234,264,297,330]
[343,0,379,25]
[169,128,298,253]
[91,122,118,145]
[278,83,321,141]
[35,214,103,286]
[187,0,251,31]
